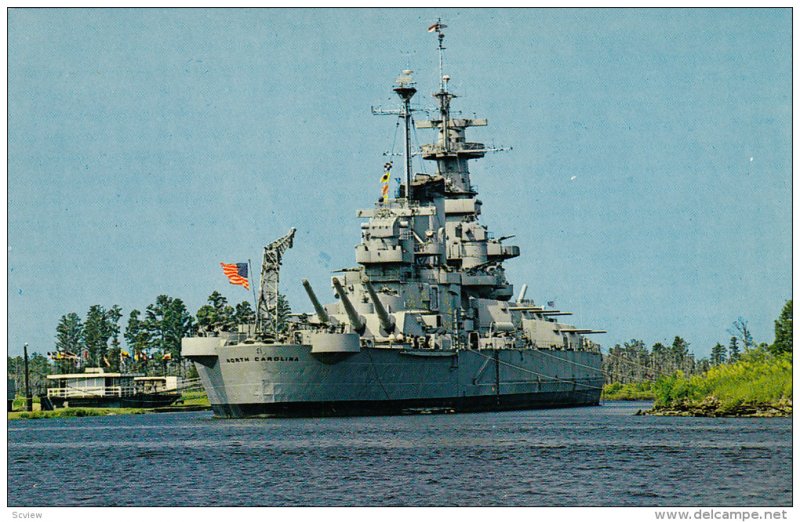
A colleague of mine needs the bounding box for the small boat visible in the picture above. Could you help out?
[45,367,182,409]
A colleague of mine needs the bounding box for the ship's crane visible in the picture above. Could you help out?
[257,228,296,338]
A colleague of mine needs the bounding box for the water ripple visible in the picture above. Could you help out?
[7,402,792,507]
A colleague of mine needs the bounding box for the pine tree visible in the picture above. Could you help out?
[196,291,236,333]
[277,293,291,333]
[728,337,741,362]
[163,298,194,361]
[651,342,669,376]
[771,300,792,355]
[55,312,83,356]
[145,295,195,362]
[670,337,689,373]
[145,296,171,355]
[125,309,151,369]
[234,301,256,326]
[105,305,123,371]
[84,305,110,367]
[710,342,727,366]
[54,312,83,372]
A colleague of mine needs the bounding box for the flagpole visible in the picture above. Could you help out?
[248,258,258,336]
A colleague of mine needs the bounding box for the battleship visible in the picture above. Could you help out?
[182,23,605,418]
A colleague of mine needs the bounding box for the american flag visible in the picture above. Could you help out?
[220,262,250,290]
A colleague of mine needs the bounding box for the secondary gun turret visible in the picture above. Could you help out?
[362,278,396,334]
[332,277,366,334]
[302,279,330,324]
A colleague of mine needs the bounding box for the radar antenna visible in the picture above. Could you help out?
[257,228,296,338]
[429,19,452,153]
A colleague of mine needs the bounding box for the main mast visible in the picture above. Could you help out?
[433,19,450,154]
[393,70,416,200]
[418,20,493,197]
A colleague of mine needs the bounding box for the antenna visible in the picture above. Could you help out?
[428,18,448,91]
[429,19,452,153]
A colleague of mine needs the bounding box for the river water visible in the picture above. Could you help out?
[7,401,791,507]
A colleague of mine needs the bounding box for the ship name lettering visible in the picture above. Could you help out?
[225,356,299,363]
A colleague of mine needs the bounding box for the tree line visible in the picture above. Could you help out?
[58,291,264,369]
[603,300,792,384]
[8,291,271,393]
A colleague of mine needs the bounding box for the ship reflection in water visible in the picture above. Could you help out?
[7,402,791,507]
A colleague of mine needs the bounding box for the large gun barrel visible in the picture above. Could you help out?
[302,279,330,323]
[516,283,528,303]
[331,277,365,334]
[362,278,395,334]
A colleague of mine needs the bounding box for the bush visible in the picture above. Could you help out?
[602,380,655,400]
[653,350,792,408]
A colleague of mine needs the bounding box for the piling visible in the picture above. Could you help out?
[23,343,32,412]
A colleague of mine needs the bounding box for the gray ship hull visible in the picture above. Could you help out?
[185,340,603,418]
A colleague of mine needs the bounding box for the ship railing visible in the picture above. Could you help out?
[47,385,137,399]
[363,273,406,283]
[420,142,486,154]
[375,199,425,211]
[176,378,204,391]
[135,383,173,394]
[419,144,439,156]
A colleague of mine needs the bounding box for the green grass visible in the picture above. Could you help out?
[602,381,655,401]
[652,351,792,415]
[11,395,41,410]
[178,390,210,407]
[8,390,210,420]
[8,407,146,420]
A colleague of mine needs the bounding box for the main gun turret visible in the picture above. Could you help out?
[362,278,396,334]
[332,277,366,334]
[302,279,330,324]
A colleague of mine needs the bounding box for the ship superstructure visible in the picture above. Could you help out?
[182,24,605,417]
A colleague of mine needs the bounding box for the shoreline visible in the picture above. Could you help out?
[8,404,211,421]
[8,390,212,421]
[9,397,792,420]
[601,394,655,401]
[643,397,792,418]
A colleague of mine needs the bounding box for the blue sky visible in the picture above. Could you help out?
[7,8,791,358]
